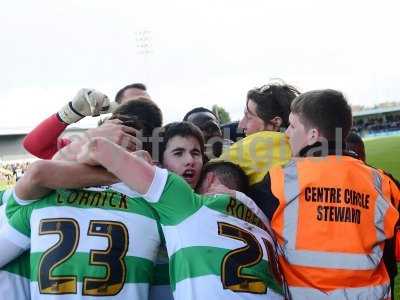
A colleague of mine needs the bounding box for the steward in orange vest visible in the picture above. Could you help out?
[250,89,399,299]
[273,145,397,299]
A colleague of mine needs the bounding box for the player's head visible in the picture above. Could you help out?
[346,131,366,162]
[183,107,221,141]
[110,98,162,153]
[183,107,223,159]
[183,107,219,125]
[115,83,150,104]
[158,122,205,188]
[197,161,249,194]
[286,89,352,156]
[239,80,300,136]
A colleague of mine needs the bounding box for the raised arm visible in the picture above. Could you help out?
[23,88,115,159]
[15,160,117,200]
[22,113,70,159]
[78,137,155,195]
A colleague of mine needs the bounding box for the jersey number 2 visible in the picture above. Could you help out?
[38,218,128,296]
[218,222,281,294]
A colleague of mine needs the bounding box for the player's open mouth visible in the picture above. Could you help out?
[182,169,195,181]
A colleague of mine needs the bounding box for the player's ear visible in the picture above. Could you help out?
[203,172,214,187]
[307,127,320,145]
[197,171,215,194]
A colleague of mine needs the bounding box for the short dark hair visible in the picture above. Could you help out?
[183,107,222,160]
[291,89,352,140]
[346,131,365,161]
[199,161,249,193]
[110,98,162,153]
[158,122,205,164]
[183,107,218,122]
[220,121,244,142]
[115,83,147,103]
[247,82,300,128]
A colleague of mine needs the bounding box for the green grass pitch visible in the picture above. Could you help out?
[365,135,400,179]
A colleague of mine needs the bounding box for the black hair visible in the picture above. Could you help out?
[158,122,205,164]
[346,131,365,162]
[247,82,300,128]
[183,107,223,160]
[110,98,162,153]
[291,89,352,140]
[115,83,147,103]
[183,107,218,122]
[199,161,249,193]
[220,121,245,142]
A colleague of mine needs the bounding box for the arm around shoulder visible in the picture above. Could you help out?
[78,137,156,195]
[22,114,69,159]
[15,160,118,200]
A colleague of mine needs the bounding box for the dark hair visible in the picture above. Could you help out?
[247,82,300,128]
[183,107,218,122]
[291,89,352,140]
[158,122,205,164]
[115,83,147,103]
[199,161,249,193]
[220,121,244,142]
[346,131,365,162]
[183,107,222,160]
[110,98,162,153]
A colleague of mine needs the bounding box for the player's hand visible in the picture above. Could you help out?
[77,139,100,166]
[58,88,117,124]
[86,119,142,152]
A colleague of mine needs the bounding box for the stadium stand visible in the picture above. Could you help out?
[353,106,400,136]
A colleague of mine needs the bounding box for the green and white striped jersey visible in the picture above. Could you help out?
[145,168,287,300]
[0,188,12,206]
[0,250,31,300]
[1,183,162,300]
[0,190,31,300]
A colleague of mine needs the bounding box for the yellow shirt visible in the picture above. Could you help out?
[218,131,291,185]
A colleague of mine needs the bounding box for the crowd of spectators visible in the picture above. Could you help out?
[0,161,31,185]
[352,113,400,135]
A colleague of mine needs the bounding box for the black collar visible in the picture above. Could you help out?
[298,141,359,159]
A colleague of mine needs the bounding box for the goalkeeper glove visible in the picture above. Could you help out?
[58,88,117,124]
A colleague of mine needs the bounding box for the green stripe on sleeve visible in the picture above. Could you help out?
[2,251,31,279]
[0,190,5,206]
[6,197,33,237]
[151,173,202,226]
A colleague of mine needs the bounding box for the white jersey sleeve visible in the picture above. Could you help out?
[0,192,31,267]
[143,167,169,203]
[0,222,29,267]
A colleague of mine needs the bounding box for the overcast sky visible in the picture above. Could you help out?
[1,0,400,130]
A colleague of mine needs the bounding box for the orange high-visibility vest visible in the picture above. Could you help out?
[269,156,399,299]
[378,169,400,209]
